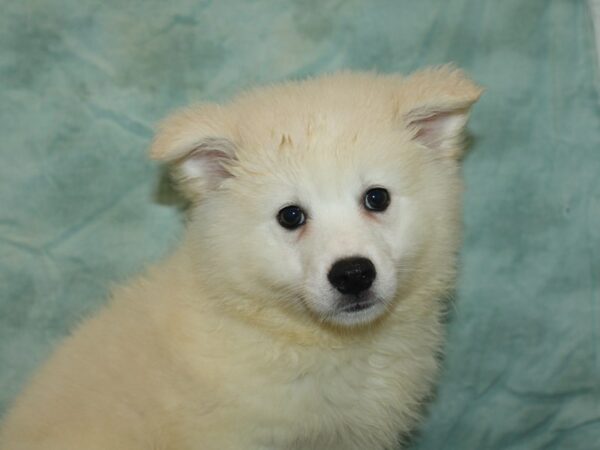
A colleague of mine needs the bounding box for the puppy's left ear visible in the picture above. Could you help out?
[400,65,483,159]
[150,105,237,201]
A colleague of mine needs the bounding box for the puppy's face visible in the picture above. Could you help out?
[224,137,423,327]
[152,68,481,327]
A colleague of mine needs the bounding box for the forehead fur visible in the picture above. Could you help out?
[223,73,406,163]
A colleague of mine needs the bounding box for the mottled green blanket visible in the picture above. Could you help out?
[1,1,598,448]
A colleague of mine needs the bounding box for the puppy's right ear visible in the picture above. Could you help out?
[150,105,237,201]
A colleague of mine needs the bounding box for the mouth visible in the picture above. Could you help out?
[339,299,376,313]
[326,296,386,326]
[306,292,389,327]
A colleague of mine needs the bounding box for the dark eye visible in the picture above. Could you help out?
[364,187,390,212]
[277,205,306,230]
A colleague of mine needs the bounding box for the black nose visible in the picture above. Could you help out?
[328,257,376,295]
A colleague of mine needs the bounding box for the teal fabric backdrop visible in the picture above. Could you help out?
[1,1,598,448]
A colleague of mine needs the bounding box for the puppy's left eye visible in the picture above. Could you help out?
[277,205,306,230]
[364,187,390,212]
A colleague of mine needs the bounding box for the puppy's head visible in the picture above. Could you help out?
[152,66,482,328]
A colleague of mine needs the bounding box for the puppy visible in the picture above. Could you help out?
[0,66,481,450]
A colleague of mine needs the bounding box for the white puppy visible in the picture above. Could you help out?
[0,66,481,450]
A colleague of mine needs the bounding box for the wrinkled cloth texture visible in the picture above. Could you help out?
[1,1,599,448]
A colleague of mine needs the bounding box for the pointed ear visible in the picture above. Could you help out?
[150,105,237,200]
[400,65,483,158]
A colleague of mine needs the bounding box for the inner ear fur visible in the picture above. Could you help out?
[398,65,483,158]
[150,105,238,200]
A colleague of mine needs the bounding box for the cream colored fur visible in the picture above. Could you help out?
[0,66,481,450]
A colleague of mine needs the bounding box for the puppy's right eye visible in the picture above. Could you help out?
[277,205,306,230]
[364,187,390,212]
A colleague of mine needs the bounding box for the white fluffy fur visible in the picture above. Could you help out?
[0,66,481,450]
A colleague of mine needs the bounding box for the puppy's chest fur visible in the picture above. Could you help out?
[176,318,441,450]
